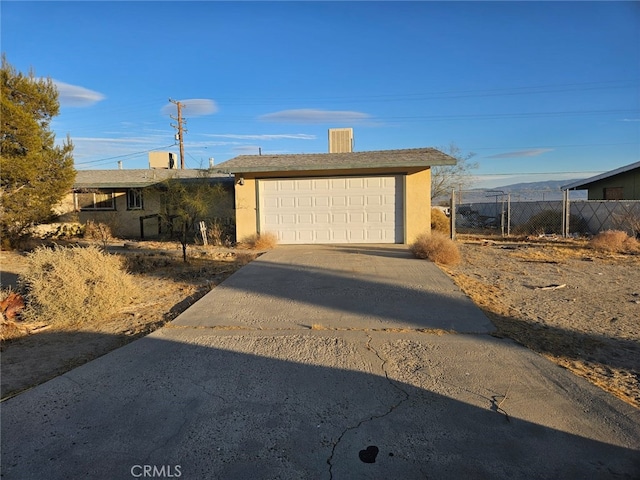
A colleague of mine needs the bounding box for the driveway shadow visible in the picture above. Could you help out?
[1,331,639,479]
[173,249,495,333]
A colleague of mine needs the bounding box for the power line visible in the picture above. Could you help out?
[74,144,176,166]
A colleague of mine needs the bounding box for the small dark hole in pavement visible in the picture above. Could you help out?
[359,445,379,463]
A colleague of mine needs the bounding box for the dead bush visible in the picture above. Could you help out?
[239,232,278,250]
[83,220,115,248]
[410,231,461,265]
[206,220,234,247]
[18,245,140,327]
[431,208,450,234]
[589,230,639,253]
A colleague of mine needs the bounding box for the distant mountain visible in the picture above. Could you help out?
[447,179,588,203]
[494,179,584,193]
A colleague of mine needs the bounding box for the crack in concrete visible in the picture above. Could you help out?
[326,334,410,480]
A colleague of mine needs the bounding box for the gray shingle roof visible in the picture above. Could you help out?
[215,147,456,174]
[73,169,233,189]
[562,160,640,190]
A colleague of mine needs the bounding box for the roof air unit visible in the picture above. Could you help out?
[328,128,353,153]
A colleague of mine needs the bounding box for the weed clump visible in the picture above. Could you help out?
[240,232,278,250]
[589,230,639,253]
[431,208,450,234]
[410,231,461,265]
[18,245,140,326]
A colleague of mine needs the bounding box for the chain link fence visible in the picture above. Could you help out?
[450,189,640,238]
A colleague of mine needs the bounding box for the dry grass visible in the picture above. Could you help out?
[589,230,639,253]
[239,232,278,250]
[410,231,461,265]
[18,245,140,327]
[431,208,450,234]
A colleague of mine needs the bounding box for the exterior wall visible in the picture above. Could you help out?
[77,189,163,238]
[404,169,431,243]
[586,169,640,200]
[233,167,431,244]
[234,176,258,242]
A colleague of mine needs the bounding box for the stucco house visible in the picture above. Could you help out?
[66,169,233,238]
[563,161,640,200]
[216,147,456,244]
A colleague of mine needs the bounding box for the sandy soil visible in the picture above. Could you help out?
[1,237,638,409]
[441,236,640,409]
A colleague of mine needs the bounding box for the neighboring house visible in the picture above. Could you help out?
[563,161,640,200]
[216,147,456,244]
[65,169,233,238]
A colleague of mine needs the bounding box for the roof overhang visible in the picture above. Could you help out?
[562,161,640,190]
[216,148,456,175]
[72,169,233,190]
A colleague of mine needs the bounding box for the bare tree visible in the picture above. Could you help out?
[431,143,478,201]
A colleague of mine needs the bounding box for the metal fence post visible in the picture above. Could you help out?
[507,193,511,236]
[562,189,569,237]
[450,189,456,240]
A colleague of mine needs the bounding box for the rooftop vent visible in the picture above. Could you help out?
[328,128,353,153]
[149,152,178,169]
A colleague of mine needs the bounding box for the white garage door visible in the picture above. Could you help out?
[258,176,403,244]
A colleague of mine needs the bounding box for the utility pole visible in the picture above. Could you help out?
[169,98,186,169]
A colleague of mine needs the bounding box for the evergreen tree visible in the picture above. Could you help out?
[0,55,75,245]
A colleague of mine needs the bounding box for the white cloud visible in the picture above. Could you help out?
[161,99,218,117]
[620,118,640,122]
[485,148,553,159]
[259,109,372,124]
[53,80,105,107]
[203,133,316,141]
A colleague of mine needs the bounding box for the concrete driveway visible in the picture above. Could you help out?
[2,245,639,479]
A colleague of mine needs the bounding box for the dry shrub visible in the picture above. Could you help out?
[83,220,115,248]
[240,232,278,250]
[431,208,450,234]
[19,245,140,327]
[589,230,639,253]
[410,231,461,265]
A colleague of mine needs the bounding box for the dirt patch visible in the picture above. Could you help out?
[441,236,640,409]
[0,242,257,399]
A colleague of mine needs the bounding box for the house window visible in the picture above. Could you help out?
[76,190,116,211]
[603,187,623,200]
[127,189,143,210]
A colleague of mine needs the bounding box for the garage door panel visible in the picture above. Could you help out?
[259,176,403,244]
[349,196,365,206]
[349,212,365,223]
[315,213,330,223]
[297,180,312,190]
[348,178,364,188]
[332,196,347,207]
[315,196,330,207]
[298,213,313,224]
[298,196,313,208]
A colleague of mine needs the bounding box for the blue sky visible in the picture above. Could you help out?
[2,1,639,188]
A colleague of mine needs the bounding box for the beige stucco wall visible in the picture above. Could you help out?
[404,168,431,243]
[76,190,163,238]
[233,167,432,244]
[234,177,258,242]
